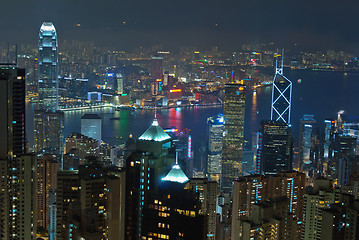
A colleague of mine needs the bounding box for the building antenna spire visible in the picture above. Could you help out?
[154,106,157,119]
[175,151,178,165]
[15,44,17,66]
[281,49,284,70]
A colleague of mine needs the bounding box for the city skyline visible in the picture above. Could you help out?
[2,3,359,239]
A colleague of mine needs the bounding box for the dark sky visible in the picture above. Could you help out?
[2,0,359,51]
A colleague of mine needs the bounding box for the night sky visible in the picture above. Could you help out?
[2,0,359,51]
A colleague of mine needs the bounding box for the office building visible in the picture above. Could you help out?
[38,22,58,111]
[163,127,192,176]
[0,65,37,239]
[298,115,316,169]
[323,119,336,159]
[116,73,124,94]
[271,52,292,124]
[207,115,224,182]
[125,116,176,239]
[151,56,163,80]
[141,174,207,240]
[34,110,64,155]
[106,170,126,240]
[81,114,102,143]
[221,83,246,196]
[0,66,26,158]
[256,121,293,175]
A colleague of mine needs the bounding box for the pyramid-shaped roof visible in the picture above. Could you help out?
[138,119,171,142]
[162,164,189,183]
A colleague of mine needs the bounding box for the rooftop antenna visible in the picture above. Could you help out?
[175,151,178,165]
[281,49,284,70]
[154,106,157,119]
[7,42,10,63]
[15,44,17,66]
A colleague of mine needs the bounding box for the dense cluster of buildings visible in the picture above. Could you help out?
[2,21,359,240]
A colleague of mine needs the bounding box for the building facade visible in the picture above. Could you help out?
[207,115,223,182]
[256,121,293,175]
[38,22,58,111]
[221,83,246,196]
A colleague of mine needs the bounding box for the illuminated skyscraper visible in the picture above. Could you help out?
[116,73,124,94]
[36,22,64,159]
[36,155,59,232]
[150,56,163,80]
[256,121,293,175]
[207,114,224,182]
[298,114,316,170]
[221,83,246,196]
[323,119,335,159]
[125,117,176,239]
[271,52,292,123]
[38,22,58,111]
[81,114,102,143]
[0,65,37,239]
[34,110,64,155]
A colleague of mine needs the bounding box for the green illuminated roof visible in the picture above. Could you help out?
[162,164,189,183]
[138,119,171,142]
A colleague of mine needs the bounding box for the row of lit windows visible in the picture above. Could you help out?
[175,209,196,217]
[158,223,170,229]
[148,232,169,239]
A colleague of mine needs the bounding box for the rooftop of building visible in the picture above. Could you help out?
[162,163,189,184]
[138,118,171,142]
[40,22,56,33]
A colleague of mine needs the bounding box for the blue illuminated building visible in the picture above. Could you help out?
[81,114,102,144]
[38,22,58,111]
[207,114,223,182]
[271,52,292,123]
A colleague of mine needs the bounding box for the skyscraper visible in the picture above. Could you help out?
[35,22,64,158]
[0,65,37,239]
[298,114,316,170]
[256,120,293,175]
[271,52,292,124]
[323,119,336,159]
[38,22,58,111]
[125,117,176,239]
[150,56,163,81]
[115,73,124,94]
[36,154,59,232]
[221,83,246,195]
[34,110,64,155]
[207,114,224,182]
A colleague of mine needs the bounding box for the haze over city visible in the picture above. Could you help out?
[2,0,359,50]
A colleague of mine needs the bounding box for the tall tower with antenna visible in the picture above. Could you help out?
[271,50,292,124]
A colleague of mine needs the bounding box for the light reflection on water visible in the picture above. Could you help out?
[25,70,359,163]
